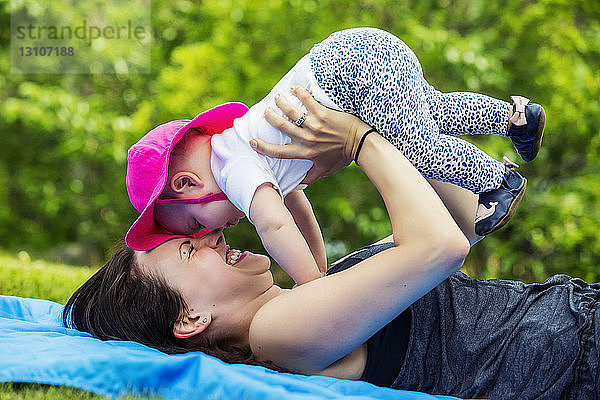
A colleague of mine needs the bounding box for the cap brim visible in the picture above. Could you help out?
[125,102,248,251]
[188,102,250,134]
[125,202,212,251]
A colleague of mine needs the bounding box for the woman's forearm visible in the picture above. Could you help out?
[334,178,482,260]
[358,133,470,254]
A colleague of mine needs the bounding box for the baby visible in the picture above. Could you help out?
[125,28,545,285]
[126,102,329,283]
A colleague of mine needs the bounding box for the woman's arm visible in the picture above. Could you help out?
[249,91,470,373]
[333,179,482,262]
[254,87,483,246]
[331,178,482,269]
[255,86,482,257]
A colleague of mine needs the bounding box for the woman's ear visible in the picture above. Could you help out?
[170,172,205,195]
[173,312,211,339]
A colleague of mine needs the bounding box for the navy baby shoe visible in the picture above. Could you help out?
[475,162,527,236]
[507,95,546,163]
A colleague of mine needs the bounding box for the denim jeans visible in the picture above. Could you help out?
[329,244,600,399]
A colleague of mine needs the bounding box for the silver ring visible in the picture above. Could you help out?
[294,112,307,127]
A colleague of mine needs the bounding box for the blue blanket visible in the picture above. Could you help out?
[0,295,464,400]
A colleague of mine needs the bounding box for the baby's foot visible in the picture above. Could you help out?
[507,95,546,162]
[475,163,527,236]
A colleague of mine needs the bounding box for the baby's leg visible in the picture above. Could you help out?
[424,88,511,137]
[425,88,545,163]
[382,96,505,193]
[310,27,506,193]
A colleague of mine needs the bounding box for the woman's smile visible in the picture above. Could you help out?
[226,248,244,265]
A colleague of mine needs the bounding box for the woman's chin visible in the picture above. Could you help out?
[233,251,271,274]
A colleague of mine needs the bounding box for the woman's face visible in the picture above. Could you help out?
[136,230,274,316]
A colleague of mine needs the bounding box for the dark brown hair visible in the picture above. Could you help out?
[63,243,287,370]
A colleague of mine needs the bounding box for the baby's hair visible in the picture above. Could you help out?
[170,127,209,163]
[160,127,211,198]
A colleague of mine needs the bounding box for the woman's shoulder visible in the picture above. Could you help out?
[248,289,312,371]
[249,240,397,355]
[249,289,368,378]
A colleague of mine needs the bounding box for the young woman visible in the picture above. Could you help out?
[65,89,594,399]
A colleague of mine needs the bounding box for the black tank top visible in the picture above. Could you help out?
[326,243,411,387]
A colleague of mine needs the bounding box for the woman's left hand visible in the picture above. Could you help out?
[252,86,372,184]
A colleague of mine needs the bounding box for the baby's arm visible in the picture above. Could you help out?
[284,190,327,275]
[249,183,322,285]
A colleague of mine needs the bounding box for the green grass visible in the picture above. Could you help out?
[0,251,153,400]
[0,383,106,400]
[0,250,96,304]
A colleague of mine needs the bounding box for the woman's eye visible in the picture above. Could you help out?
[181,241,194,258]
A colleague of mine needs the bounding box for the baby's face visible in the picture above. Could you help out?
[154,199,244,235]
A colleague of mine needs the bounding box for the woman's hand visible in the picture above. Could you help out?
[252,86,372,184]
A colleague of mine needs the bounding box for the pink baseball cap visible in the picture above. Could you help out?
[125,102,249,251]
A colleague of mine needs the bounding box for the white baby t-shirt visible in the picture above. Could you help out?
[210,54,342,222]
